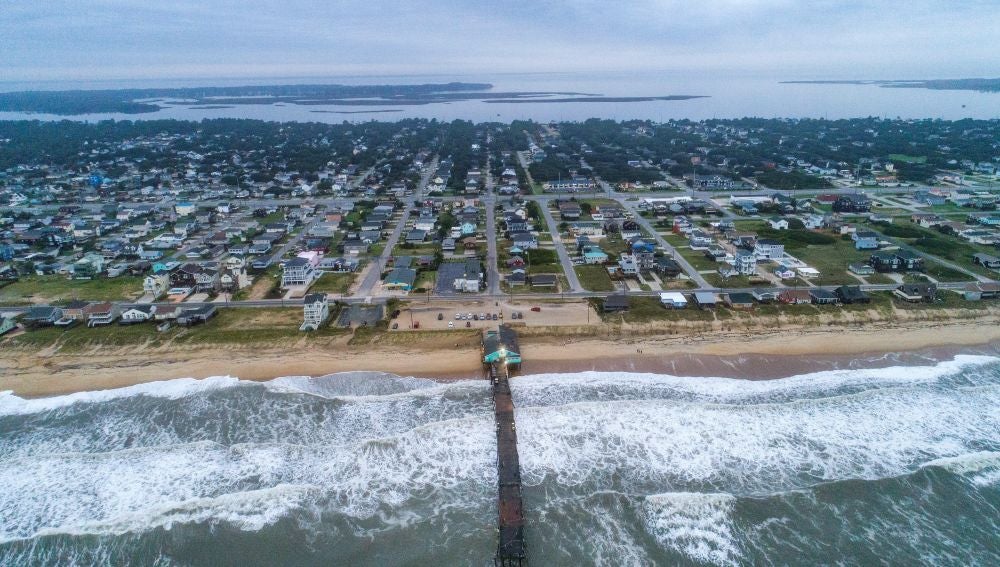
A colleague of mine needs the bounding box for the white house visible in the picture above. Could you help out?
[734,250,757,275]
[300,293,330,331]
[282,257,319,288]
[143,274,168,297]
[767,217,789,230]
[659,292,688,308]
[121,305,156,324]
[753,239,785,261]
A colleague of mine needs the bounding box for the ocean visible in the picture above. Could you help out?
[0,71,997,123]
[2,356,1000,566]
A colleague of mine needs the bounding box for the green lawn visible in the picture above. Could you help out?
[616,296,716,323]
[7,307,348,350]
[0,275,144,305]
[574,265,615,291]
[888,154,927,164]
[310,272,356,295]
[675,248,721,271]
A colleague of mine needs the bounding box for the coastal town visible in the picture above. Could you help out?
[1,117,999,344]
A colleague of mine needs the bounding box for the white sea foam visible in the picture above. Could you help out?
[924,451,1000,486]
[514,368,1000,494]
[0,372,455,417]
[641,492,741,566]
[0,376,243,416]
[0,412,496,543]
[511,354,1000,408]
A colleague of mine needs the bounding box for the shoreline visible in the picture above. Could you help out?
[4,319,1000,398]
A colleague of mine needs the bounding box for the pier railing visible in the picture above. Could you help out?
[490,361,526,566]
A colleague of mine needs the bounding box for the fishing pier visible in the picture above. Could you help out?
[483,325,526,566]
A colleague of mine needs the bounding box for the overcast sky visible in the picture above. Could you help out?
[2,0,998,83]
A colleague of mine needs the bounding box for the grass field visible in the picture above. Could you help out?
[574,265,615,291]
[0,275,144,305]
[888,154,927,164]
[7,306,349,350]
[310,272,357,295]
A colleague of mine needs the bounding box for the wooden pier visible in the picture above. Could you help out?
[485,325,526,566]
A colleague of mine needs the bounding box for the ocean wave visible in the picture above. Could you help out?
[510,354,1000,409]
[923,450,1000,486]
[0,413,496,543]
[641,491,741,566]
[0,372,463,417]
[0,376,243,416]
[515,377,1000,494]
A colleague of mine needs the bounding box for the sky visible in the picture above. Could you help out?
[2,0,998,83]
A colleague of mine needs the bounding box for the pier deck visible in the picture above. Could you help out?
[490,360,526,566]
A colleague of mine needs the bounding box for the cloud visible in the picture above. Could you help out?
[0,0,997,82]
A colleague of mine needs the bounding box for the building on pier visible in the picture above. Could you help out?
[483,324,521,369]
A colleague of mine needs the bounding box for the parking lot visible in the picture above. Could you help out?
[388,299,597,331]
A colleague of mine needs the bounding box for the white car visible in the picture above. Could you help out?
[448,321,455,328]
[455,313,461,320]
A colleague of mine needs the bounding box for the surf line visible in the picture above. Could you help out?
[484,325,526,566]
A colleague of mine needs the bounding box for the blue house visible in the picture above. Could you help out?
[852,230,880,250]
[631,239,655,254]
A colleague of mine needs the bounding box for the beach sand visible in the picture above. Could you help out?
[4,318,1000,397]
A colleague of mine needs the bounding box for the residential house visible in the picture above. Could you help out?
[753,239,784,261]
[767,217,789,230]
[836,285,870,304]
[659,292,688,309]
[85,302,119,327]
[177,305,217,326]
[382,267,416,292]
[809,289,839,305]
[779,289,812,304]
[693,292,718,309]
[510,232,539,250]
[603,294,630,313]
[833,194,872,213]
[734,250,757,275]
[0,316,16,336]
[852,231,880,250]
[301,293,330,331]
[558,202,582,220]
[654,256,682,277]
[144,273,168,297]
[120,305,156,324]
[451,259,483,293]
[870,250,924,272]
[894,283,937,303]
[529,274,558,288]
[973,253,1000,270]
[582,246,608,265]
[23,306,63,327]
[61,299,91,321]
[725,292,755,309]
[281,257,319,288]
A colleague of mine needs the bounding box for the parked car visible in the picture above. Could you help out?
[531,306,541,312]
[391,323,398,329]
[455,313,461,320]
[492,313,498,320]
[437,313,443,321]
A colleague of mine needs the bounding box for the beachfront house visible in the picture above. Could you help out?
[301,293,330,331]
[120,305,157,324]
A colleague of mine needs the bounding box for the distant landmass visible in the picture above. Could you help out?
[485,95,708,103]
[781,78,1000,92]
[0,82,708,115]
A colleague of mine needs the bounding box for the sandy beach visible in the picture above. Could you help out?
[4,317,1000,398]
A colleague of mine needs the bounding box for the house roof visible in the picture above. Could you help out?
[303,293,327,304]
